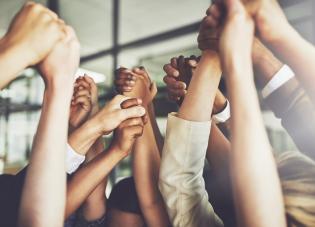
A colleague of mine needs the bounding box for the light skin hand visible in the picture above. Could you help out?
[37,25,80,91]
[0,2,66,89]
[68,96,146,155]
[66,107,144,218]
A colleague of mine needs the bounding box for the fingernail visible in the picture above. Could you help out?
[138,106,146,116]
[173,71,179,77]
[137,98,143,104]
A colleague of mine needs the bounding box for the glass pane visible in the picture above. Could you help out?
[119,0,210,44]
[60,0,112,56]
[80,56,114,88]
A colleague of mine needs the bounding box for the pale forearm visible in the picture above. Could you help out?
[65,147,125,218]
[179,50,221,121]
[252,39,283,86]
[19,86,72,227]
[268,25,315,105]
[227,65,285,227]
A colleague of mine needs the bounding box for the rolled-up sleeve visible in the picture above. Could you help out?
[159,113,223,227]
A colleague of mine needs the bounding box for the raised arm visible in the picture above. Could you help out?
[219,0,286,226]
[0,2,65,89]
[65,97,146,218]
[252,38,315,160]
[159,41,223,227]
[243,0,315,106]
[18,26,80,227]
[116,67,170,226]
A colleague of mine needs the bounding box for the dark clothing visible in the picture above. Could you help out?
[108,177,142,216]
[265,78,315,160]
[0,167,27,227]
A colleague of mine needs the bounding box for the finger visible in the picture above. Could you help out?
[168,88,187,97]
[125,125,144,138]
[73,96,92,110]
[115,78,136,87]
[178,56,185,71]
[115,67,132,78]
[75,80,91,91]
[83,74,97,88]
[118,106,146,121]
[74,89,91,99]
[163,76,187,90]
[168,93,181,102]
[120,98,142,109]
[116,86,133,93]
[133,67,149,78]
[170,57,178,69]
[188,59,198,68]
[142,113,149,125]
[121,117,144,128]
[163,64,179,77]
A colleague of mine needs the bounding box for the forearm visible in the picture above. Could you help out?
[148,103,164,154]
[65,147,125,219]
[178,50,221,121]
[0,39,29,89]
[226,64,285,227]
[252,38,283,87]
[268,25,315,106]
[19,86,72,227]
[133,108,170,226]
[68,118,102,156]
[81,139,107,222]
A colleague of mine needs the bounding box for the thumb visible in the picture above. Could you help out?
[118,106,146,122]
[150,82,158,97]
[225,0,245,16]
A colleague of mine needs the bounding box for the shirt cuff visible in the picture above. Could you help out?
[212,100,230,124]
[66,143,85,174]
[261,64,295,99]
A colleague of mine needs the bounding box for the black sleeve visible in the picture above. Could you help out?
[0,167,27,227]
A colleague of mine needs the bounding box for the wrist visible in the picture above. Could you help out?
[0,37,30,72]
[68,122,100,155]
[107,144,129,160]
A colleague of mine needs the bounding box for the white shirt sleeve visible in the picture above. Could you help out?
[261,65,295,99]
[213,100,231,124]
[159,113,223,227]
[66,143,85,174]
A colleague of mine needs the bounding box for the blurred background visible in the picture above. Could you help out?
[0,0,312,186]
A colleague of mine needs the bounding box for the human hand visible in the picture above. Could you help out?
[198,2,224,51]
[219,0,254,72]
[241,0,289,43]
[38,26,80,90]
[163,55,227,112]
[0,2,66,67]
[92,95,146,136]
[74,75,99,117]
[115,66,157,106]
[111,100,145,156]
[69,77,93,130]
